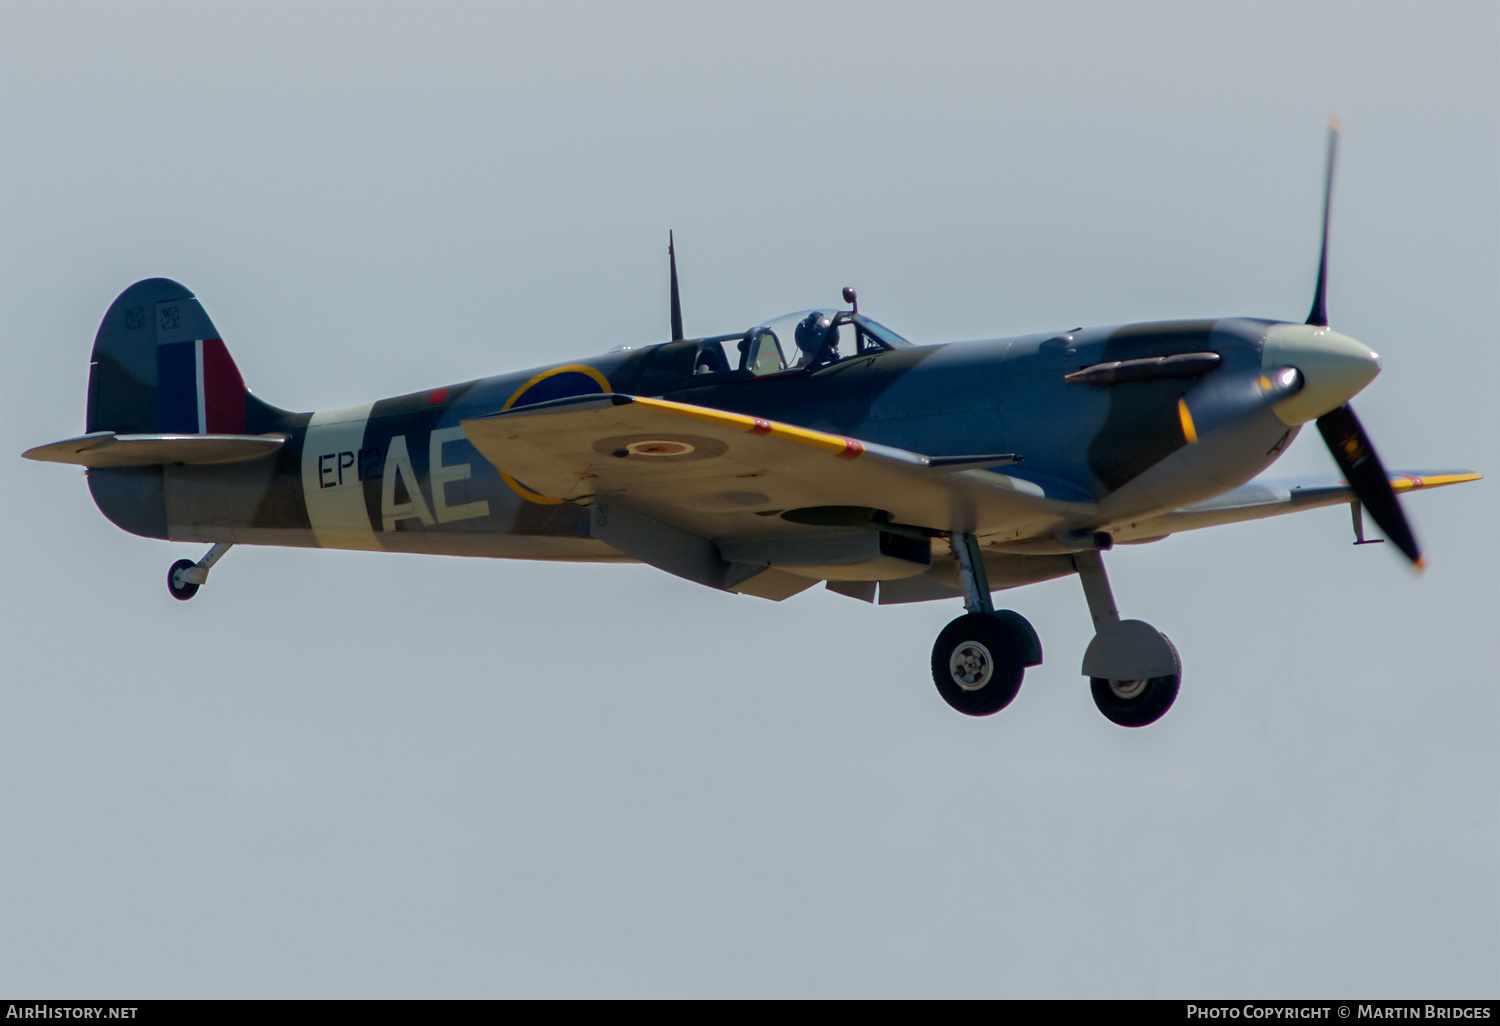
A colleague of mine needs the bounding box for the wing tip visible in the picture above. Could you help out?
[1389,471,1483,492]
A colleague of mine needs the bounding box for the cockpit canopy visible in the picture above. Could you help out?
[685,310,913,380]
[609,311,914,398]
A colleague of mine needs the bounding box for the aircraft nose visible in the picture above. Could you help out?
[1261,322,1381,425]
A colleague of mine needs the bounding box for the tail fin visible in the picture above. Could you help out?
[86,278,285,435]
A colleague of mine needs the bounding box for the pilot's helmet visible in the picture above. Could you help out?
[794,312,832,359]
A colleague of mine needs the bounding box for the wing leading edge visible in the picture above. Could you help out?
[1112,470,1481,542]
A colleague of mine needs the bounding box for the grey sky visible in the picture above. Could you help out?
[2,2,1496,998]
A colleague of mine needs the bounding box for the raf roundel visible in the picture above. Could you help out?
[626,440,695,457]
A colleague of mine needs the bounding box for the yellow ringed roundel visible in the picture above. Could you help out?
[499,364,612,504]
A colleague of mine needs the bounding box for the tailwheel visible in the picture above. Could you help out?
[1089,637,1181,727]
[165,543,231,602]
[167,559,200,601]
[930,612,1032,717]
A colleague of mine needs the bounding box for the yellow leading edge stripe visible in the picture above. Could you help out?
[1389,472,1482,491]
[632,397,865,458]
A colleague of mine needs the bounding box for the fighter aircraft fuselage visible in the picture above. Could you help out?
[83,301,1344,567]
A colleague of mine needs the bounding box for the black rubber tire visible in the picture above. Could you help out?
[930,613,1028,717]
[1089,636,1180,727]
[167,559,200,601]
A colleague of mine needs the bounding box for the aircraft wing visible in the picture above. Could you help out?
[1115,470,1482,541]
[460,394,1089,540]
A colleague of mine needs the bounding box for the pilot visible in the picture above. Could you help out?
[794,312,835,368]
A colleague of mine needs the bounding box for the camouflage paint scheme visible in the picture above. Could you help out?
[35,117,1482,723]
[64,277,1477,608]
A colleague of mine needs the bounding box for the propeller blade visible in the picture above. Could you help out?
[1315,403,1423,567]
[1306,114,1341,327]
[669,231,684,341]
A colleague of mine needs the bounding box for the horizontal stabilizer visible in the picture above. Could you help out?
[23,431,286,468]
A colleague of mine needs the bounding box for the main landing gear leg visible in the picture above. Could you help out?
[1073,549,1180,727]
[929,534,1042,717]
[167,543,233,602]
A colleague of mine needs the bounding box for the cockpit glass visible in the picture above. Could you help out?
[852,315,911,349]
[666,311,915,385]
[745,329,786,375]
[744,310,911,374]
[751,310,834,371]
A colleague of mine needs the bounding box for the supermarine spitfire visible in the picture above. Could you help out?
[23,122,1481,725]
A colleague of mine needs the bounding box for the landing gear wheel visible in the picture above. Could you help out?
[1090,637,1180,727]
[167,559,200,601]
[931,613,1027,716]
